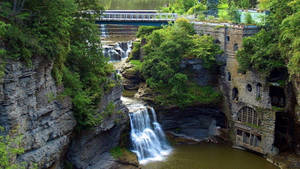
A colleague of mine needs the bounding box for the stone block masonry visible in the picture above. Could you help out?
[194,22,278,155]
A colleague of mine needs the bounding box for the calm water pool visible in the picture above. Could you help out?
[98,0,174,10]
[143,143,278,169]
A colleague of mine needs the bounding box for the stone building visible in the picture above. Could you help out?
[194,22,284,155]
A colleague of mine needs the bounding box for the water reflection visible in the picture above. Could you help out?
[143,143,278,169]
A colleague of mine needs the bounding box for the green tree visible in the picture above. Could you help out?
[141,19,222,107]
[187,34,223,69]
[236,0,298,77]
[279,0,300,77]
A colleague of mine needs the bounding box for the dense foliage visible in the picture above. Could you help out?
[236,0,300,78]
[141,19,222,107]
[161,0,206,15]
[161,0,261,23]
[0,127,25,169]
[162,0,259,14]
[136,26,161,39]
[0,0,113,128]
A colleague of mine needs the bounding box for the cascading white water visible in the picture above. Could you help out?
[100,24,108,37]
[103,41,132,62]
[122,97,172,164]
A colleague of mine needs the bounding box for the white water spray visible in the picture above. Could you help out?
[100,24,108,37]
[122,97,172,164]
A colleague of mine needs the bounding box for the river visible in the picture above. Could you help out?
[143,143,278,169]
[98,0,174,10]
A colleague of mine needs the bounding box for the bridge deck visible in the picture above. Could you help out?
[103,10,158,13]
[98,11,177,23]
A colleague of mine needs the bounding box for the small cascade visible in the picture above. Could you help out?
[102,41,132,61]
[122,97,172,164]
[125,41,132,58]
[208,119,217,136]
[100,24,108,37]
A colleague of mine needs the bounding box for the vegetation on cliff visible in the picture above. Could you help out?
[0,127,25,169]
[140,19,222,107]
[237,0,300,78]
[0,0,112,128]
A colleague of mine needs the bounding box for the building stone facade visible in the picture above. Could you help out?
[194,22,280,155]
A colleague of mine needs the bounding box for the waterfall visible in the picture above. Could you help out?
[122,97,172,164]
[208,119,217,136]
[103,41,132,61]
[100,24,108,37]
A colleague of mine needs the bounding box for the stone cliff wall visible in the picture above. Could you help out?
[66,74,134,169]
[0,57,76,168]
[158,106,226,142]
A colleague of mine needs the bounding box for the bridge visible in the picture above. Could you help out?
[96,10,178,26]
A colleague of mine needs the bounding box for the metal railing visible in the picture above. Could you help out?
[98,12,178,22]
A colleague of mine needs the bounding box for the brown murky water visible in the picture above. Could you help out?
[143,143,278,169]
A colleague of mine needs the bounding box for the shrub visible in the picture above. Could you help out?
[245,13,254,24]
[0,127,25,169]
[128,41,141,61]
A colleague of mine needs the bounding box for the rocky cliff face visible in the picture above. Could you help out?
[0,57,76,168]
[158,106,226,142]
[66,74,137,169]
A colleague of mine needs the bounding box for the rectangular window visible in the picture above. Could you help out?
[237,129,243,136]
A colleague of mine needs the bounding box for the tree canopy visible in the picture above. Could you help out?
[0,0,113,128]
[141,19,222,107]
[236,0,300,78]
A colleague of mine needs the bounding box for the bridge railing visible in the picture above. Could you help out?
[98,12,178,21]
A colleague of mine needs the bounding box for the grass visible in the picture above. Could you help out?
[122,89,137,97]
[110,146,124,159]
[245,123,261,129]
[130,60,142,72]
[272,106,285,112]
[110,146,133,159]
[187,83,223,105]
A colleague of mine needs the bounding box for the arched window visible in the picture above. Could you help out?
[232,87,239,101]
[228,72,231,81]
[237,106,260,126]
[234,43,239,51]
[214,39,221,44]
[226,36,230,42]
[246,84,252,92]
[256,83,262,99]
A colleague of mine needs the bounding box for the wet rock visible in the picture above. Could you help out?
[135,83,156,103]
[103,42,132,61]
[121,63,142,91]
[158,107,226,141]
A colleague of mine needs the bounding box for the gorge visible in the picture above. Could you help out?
[0,0,299,169]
